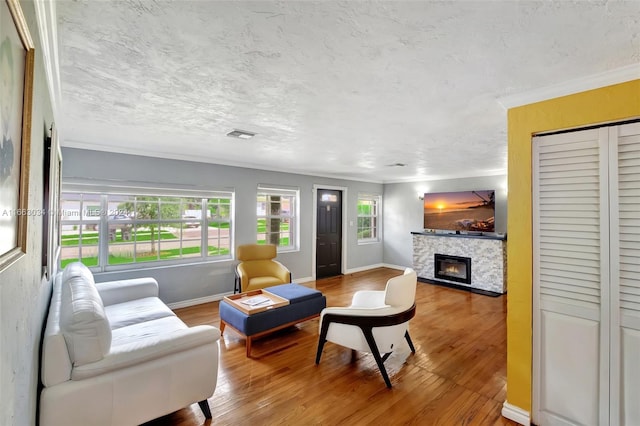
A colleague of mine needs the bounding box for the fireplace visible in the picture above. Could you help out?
[434,254,471,285]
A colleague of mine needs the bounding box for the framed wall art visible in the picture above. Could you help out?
[0,0,35,273]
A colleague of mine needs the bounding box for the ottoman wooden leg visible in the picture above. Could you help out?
[246,336,253,357]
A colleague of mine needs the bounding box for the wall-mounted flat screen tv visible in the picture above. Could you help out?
[423,190,495,232]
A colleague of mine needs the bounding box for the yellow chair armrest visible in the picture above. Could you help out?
[272,261,291,283]
[236,264,251,292]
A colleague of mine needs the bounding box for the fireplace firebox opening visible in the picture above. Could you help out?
[434,254,471,285]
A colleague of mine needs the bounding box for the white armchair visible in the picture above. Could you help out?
[315,268,417,388]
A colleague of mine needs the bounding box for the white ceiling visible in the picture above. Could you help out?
[55,1,640,183]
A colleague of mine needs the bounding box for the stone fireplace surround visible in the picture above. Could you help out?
[412,232,507,295]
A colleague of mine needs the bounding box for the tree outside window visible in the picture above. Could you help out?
[59,191,233,271]
[257,187,298,251]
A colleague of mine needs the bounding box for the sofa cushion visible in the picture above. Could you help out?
[60,264,112,366]
[248,276,285,288]
[110,315,187,347]
[71,316,220,380]
[105,297,176,330]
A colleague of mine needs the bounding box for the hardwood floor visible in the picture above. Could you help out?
[143,268,517,425]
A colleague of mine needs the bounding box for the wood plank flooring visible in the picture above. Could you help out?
[143,267,517,426]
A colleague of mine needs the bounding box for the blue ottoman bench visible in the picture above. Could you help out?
[219,283,326,357]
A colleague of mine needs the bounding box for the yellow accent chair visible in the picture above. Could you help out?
[235,244,292,293]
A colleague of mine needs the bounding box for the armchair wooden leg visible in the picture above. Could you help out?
[198,400,212,419]
[405,331,416,353]
[361,328,392,388]
[315,339,327,364]
[315,320,330,364]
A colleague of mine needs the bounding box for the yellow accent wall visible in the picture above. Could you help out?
[506,79,640,412]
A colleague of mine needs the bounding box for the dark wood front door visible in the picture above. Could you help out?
[316,189,342,279]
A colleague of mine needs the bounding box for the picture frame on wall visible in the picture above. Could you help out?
[43,123,62,279]
[0,0,35,273]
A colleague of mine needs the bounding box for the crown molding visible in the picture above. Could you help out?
[497,63,640,110]
[62,140,385,184]
[383,170,507,185]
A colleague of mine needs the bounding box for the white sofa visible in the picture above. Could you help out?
[40,262,220,426]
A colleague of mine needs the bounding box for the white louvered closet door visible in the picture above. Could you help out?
[533,127,610,426]
[611,122,640,425]
[533,122,640,426]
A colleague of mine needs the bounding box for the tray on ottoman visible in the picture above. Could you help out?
[220,283,326,357]
[223,289,289,315]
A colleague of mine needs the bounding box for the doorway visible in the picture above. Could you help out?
[316,189,342,279]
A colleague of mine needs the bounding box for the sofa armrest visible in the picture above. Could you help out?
[96,278,159,306]
[71,325,221,380]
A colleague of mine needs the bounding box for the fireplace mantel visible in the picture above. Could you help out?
[412,232,507,294]
[410,231,506,241]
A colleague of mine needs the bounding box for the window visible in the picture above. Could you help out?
[60,193,101,267]
[256,186,298,251]
[60,189,233,271]
[357,194,381,243]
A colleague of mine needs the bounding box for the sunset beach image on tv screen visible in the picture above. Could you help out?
[423,190,495,232]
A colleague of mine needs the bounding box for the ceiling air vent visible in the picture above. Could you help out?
[386,162,407,167]
[227,129,256,139]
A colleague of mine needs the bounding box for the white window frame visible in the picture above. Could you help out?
[59,182,234,272]
[256,185,299,252]
[357,193,381,244]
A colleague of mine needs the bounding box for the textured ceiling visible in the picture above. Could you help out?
[56,1,640,183]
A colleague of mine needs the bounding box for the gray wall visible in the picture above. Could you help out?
[382,175,507,268]
[0,2,55,424]
[62,148,384,303]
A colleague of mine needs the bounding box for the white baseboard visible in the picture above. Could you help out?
[167,293,230,310]
[501,402,530,425]
[344,263,409,274]
[381,263,408,271]
[345,263,385,274]
[293,276,314,284]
